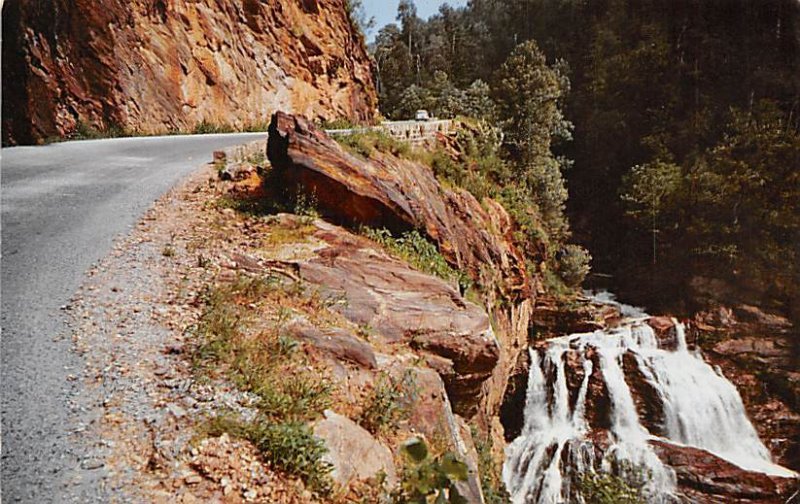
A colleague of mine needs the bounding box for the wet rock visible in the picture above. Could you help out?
[581,347,611,431]
[530,301,607,338]
[650,440,799,503]
[499,350,530,441]
[313,410,397,487]
[647,316,679,351]
[621,352,665,436]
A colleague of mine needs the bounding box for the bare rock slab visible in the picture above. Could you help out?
[313,410,397,487]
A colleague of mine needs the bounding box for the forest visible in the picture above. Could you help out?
[368,0,800,319]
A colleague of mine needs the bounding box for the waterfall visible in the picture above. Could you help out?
[503,296,795,504]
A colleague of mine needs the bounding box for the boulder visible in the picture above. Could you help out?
[650,440,799,503]
[313,410,397,487]
[647,316,680,351]
[267,112,529,299]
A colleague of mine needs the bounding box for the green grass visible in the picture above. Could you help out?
[357,371,416,435]
[362,228,472,293]
[336,129,415,160]
[193,275,334,493]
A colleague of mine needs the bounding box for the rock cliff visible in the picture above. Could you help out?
[2,0,377,145]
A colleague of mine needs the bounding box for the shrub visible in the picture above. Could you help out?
[362,228,472,293]
[558,244,592,288]
[357,371,415,435]
[193,275,334,492]
[579,471,643,504]
[394,438,470,503]
[204,415,332,493]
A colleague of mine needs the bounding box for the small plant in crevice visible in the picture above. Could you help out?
[578,470,644,504]
[293,189,320,222]
[192,274,335,493]
[471,427,510,504]
[393,437,470,504]
[357,370,416,435]
[361,227,472,294]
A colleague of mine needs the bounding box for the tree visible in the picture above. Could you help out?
[345,0,375,38]
[621,160,683,265]
[494,40,573,240]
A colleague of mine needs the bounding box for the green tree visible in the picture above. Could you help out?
[494,40,573,241]
[621,160,683,265]
[345,0,375,37]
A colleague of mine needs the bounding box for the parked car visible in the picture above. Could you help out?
[415,110,430,121]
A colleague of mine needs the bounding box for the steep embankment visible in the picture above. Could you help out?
[1,0,377,145]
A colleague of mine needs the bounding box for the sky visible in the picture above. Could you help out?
[362,0,469,40]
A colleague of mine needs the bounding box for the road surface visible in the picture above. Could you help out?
[1,133,266,502]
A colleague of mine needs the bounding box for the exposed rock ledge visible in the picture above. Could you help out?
[651,440,798,503]
[272,217,500,416]
[266,111,535,458]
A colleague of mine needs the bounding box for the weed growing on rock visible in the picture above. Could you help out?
[471,427,510,504]
[362,228,472,293]
[578,471,643,504]
[192,121,236,135]
[393,437,470,504]
[357,370,416,435]
[192,275,334,493]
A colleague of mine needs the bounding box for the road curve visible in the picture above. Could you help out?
[1,133,266,502]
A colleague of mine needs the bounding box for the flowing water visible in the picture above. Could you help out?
[503,294,795,503]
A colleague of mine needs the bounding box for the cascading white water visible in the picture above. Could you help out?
[504,295,795,504]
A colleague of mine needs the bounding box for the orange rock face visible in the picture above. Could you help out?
[2,0,377,144]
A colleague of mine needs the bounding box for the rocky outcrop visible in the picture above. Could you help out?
[2,0,377,144]
[279,218,500,417]
[267,111,534,439]
[267,112,529,300]
[266,112,535,488]
[651,440,799,503]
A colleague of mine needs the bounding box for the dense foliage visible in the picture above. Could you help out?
[372,0,800,314]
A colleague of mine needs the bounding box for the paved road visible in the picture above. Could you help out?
[1,133,266,502]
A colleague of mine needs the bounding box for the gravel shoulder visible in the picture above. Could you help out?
[67,144,314,502]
